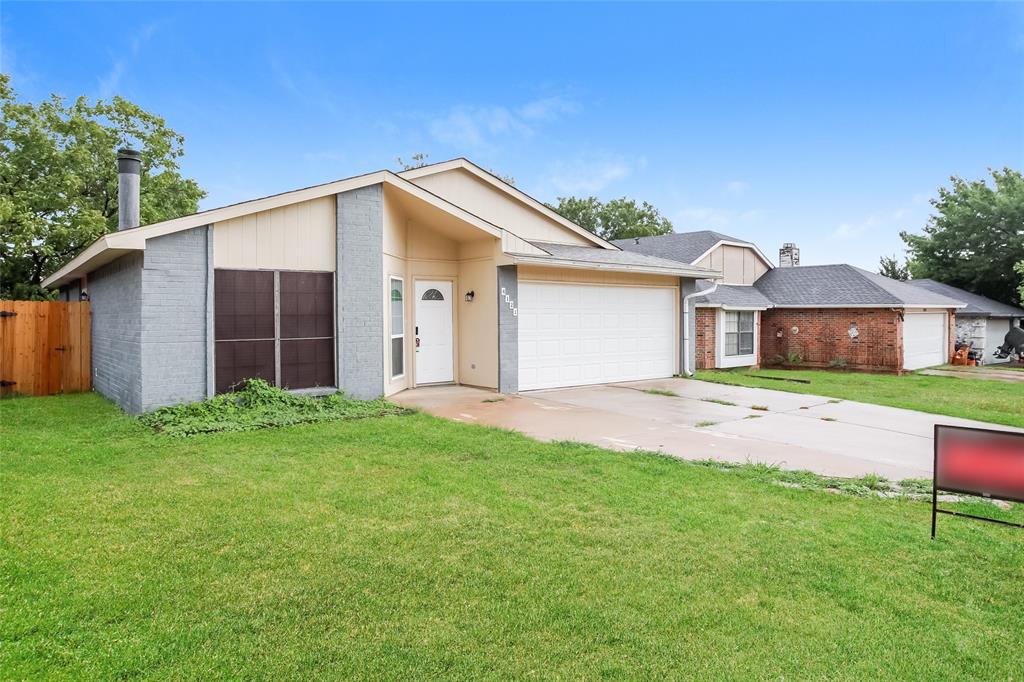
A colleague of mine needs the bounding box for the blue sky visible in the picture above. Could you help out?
[3,2,1022,269]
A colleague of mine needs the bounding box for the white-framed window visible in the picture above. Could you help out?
[725,310,755,356]
[717,309,758,368]
[390,277,405,378]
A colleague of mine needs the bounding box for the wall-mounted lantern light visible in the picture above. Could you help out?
[79,290,90,302]
[465,290,475,303]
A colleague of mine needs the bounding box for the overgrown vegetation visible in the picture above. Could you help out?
[645,387,679,397]
[139,379,410,436]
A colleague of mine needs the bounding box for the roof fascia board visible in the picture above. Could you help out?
[512,254,722,279]
[695,303,770,310]
[41,235,140,288]
[400,158,616,250]
[43,169,511,288]
[769,303,966,309]
[691,239,775,270]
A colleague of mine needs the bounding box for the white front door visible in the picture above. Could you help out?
[414,280,454,384]
[518,282,676,391]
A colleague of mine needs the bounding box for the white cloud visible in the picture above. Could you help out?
[517,96,579,121]
[97,23,157,99]
[429,106,532,149]
[427,96,579,151]
[546,157,635,195]
[673,205,764,231]
[833,216,879,240]
[723,180,749,197]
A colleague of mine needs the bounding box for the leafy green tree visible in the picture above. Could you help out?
[1016,261,1024,304]
[900,168,1024,305]
[878,254,910,281]
[0,75,205,299]
[547,195,673,241]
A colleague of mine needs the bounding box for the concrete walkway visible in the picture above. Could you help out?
[392,378,1022,480]
[920,367,1024,383]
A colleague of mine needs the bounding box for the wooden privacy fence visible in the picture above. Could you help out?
[0,301,91,397]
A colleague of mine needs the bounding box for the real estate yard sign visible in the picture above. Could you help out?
[932,425,1024,538]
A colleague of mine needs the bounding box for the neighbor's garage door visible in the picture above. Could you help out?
[902,312,947,370]
[986,319,1012,364]
[518,282,676,390]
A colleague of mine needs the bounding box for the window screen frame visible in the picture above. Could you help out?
[213,268,337,393]
[390,276,405,379]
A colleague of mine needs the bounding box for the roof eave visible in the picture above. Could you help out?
[512,255,722,280]
[399,158,618,251]
[767,303,966,309]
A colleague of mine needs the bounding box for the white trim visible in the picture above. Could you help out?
[695,303,770,311]
[43,169,510,288]
[399,158,616,250]
[770,303,966,309]
[690,239,775,271]
[511,254,721,279]
[716,309,759,369]
[682,283,716,377]
[389,276,406,380]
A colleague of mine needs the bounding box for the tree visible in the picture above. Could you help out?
[878,254,910,281]
[485,168,516,186]
[900,168,1024,306]
[1016,261,1024,304]
[547,195,673,241]
[0,75,205,299]
[396,153,430,170]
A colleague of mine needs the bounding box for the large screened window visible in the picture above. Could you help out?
[215,269,335,393]
[724,310,755,357]
[390,277,405,378]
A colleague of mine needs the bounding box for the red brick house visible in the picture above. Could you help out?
[617,232,965,372]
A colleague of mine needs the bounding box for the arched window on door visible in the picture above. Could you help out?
[421,288,444,301]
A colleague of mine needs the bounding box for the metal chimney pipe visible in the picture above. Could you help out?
[117,148,142,230]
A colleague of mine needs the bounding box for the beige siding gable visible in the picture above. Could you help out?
[408,168,594,246]
[213,195,336,271]
[696,244,769,284]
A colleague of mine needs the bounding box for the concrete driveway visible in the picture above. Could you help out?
[392,378,1021,480]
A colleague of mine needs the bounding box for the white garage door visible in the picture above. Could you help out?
[518,282,676,391]
[903,312,947,370]
[986,319,1012,364]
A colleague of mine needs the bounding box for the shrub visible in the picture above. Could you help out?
[786,351,803,365]
[828,358,848,368]
[140,379,410,436]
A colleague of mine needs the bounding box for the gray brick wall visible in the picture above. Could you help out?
[88,252,144,414]
[337,185,384,399]
[140,227,210,411]
[497,265,518,393]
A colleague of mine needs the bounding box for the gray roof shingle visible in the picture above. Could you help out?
[753,265,965,308]
[694,281,773,308]
[527,241,720,275]
[613,230,757,265]
[905,279,1024,317]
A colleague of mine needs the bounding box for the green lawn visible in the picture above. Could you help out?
[3,394,1023,679]
[696,368,1024,428]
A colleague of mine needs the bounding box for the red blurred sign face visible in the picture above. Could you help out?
[935,426,1024,503]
